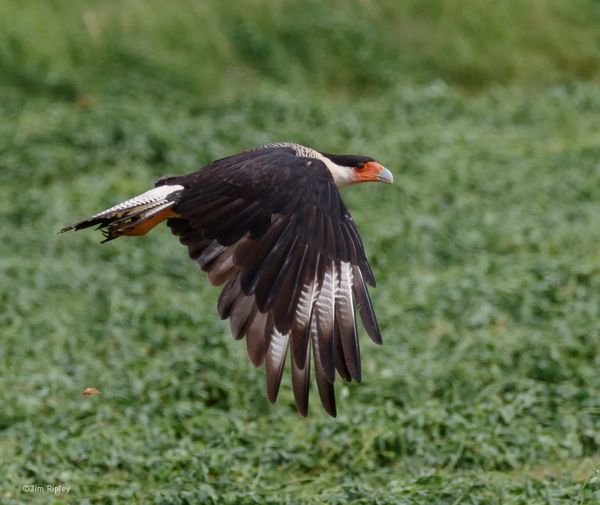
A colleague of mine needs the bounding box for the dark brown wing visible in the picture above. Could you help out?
[165,147,381,416]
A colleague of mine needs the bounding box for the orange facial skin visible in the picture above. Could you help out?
[354,161,394,184]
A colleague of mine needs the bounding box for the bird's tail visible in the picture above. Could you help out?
[59,184,184,242]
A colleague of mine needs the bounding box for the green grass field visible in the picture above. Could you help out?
[2,1,600,503]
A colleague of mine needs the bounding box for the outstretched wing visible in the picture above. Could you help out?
[165,147,382,416]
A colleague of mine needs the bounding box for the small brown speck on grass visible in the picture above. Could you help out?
[82,387,101,398]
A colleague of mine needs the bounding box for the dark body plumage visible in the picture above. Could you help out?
[61,143,389,417]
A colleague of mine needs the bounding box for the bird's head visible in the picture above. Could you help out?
[320,153,394,188]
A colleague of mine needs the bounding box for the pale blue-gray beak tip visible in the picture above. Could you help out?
[378,167,394,184]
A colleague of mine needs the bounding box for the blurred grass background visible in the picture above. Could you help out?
[1,0,600,503]
[2,0,600,97]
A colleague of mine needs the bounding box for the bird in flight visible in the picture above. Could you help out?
[61,142,393,417]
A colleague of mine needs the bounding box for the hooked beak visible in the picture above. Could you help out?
[355,161,394,184]
[377,166,394,184]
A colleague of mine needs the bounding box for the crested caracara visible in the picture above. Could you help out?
[60,142,393,416]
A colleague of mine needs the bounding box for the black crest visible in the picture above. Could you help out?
[320,153,374,167]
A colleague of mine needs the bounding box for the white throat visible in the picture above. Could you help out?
[319,158,355,188]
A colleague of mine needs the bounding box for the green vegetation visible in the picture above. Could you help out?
[3,0,600,96]
[1,1,600,503]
